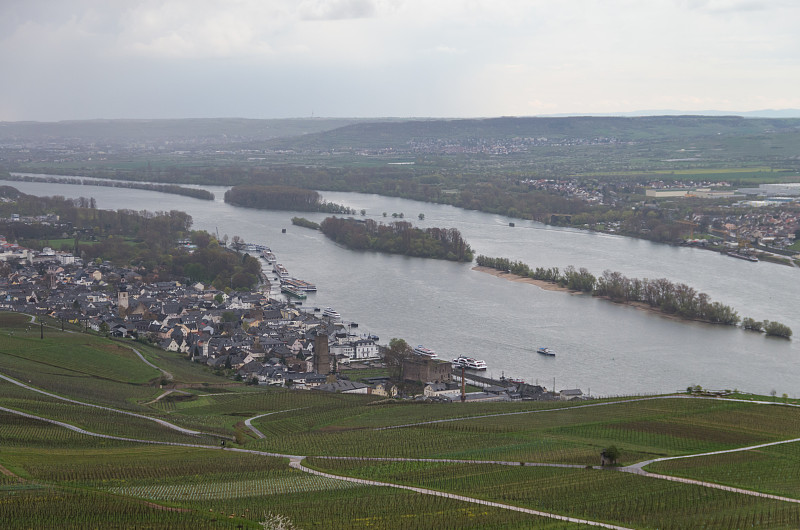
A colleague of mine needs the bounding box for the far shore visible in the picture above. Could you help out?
[472,266,697,324]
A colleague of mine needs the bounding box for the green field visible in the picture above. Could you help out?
[3,311,800,528]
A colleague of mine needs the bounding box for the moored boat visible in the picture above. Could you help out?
[413,345,437,358]
[281,285,307,299]
[322,307,341,319]
[727,251,759,262]
[273,263,290,278]
[452,355,487,370]
[282,277,317,292]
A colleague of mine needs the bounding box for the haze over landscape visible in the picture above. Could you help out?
[6,2,800,528]
[2,0,800,121]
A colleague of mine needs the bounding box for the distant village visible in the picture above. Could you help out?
[0,233,579,403]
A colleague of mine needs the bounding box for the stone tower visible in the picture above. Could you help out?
[313,334,330,375]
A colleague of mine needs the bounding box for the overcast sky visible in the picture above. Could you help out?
[1,0,798,121]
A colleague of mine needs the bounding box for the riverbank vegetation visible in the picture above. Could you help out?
[5,173,214,200]
[321,217,474,262]
[224,185,353,214]
[476,255,746,327]
[0,187,259,289]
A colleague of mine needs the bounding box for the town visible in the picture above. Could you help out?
[1,233,579,403]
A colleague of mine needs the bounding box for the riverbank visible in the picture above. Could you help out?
[473,265,713,324]
[472,266,575,293]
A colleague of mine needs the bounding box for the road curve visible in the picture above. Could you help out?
[0,405,629,528]
[0,371,204,437]
[291,457,631,529]
[244,408,304,439]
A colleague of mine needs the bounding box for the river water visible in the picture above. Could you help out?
[4,175,799,397]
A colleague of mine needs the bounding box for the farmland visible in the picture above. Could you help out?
[3,312,800,528]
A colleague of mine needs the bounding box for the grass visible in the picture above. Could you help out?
[647,442,800,499]
[7,310,800,527]
[307,459,800,529]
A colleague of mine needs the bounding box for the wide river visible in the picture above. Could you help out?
[4,175,799,397]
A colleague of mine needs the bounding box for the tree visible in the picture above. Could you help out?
[418,213,425,220]
[601,445,620,466]
[360,209,366,216]
[230,235,245,251]
[384,338,413,379]
[764,320,792,339]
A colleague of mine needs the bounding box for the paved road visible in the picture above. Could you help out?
[290,457,631,529]
[0,371,204,437]
[376,394,800,430]
[244,408,305,439]
[620,436,800,504]
[0,404,628,528]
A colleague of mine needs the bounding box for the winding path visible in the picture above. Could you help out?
[376,394,800,430]
[0,372,207,437]
[619,436,800,504]
[244,408,305,439]
[0,405,626,528]
[129,346,173,381]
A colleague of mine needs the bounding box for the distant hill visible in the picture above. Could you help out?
[0,117,373,147]
[541,109,800,118]
[264,115,800,151]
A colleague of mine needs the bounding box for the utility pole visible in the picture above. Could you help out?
[40,320,43,339]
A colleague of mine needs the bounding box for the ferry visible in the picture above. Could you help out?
[281,285,307,299]
[413,345,438,358]
[537,347,556,356]
[273,263,290,278]
[322,307,341,319]
[261,249,278,263]
[452,355,487,370]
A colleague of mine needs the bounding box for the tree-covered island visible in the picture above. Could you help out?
[321,216,474,262]
[476,255,791,337]
[224,185,353,214]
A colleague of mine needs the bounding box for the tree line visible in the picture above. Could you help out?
[321,217,474,262]
[474,255,793,333]
[223,185,353,214]
[5,174,213,200]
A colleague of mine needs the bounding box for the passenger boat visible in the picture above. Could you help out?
[413,345,438,358]
[322,307,341,319]
[452,355,487,370]
[273,263,290,278]
[537,347,556,356]
[261,249,277,263]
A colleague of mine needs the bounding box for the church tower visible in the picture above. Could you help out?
[118,280,129,311]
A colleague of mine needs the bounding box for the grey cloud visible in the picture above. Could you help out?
[300,0,377,20]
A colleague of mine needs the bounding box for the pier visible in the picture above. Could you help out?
[451,369,516,389]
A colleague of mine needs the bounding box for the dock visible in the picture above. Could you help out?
[451,369,516,389]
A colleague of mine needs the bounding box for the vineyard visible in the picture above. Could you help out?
[4,311,800,528]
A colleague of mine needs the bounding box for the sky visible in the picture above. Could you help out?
[1,0,799,121]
